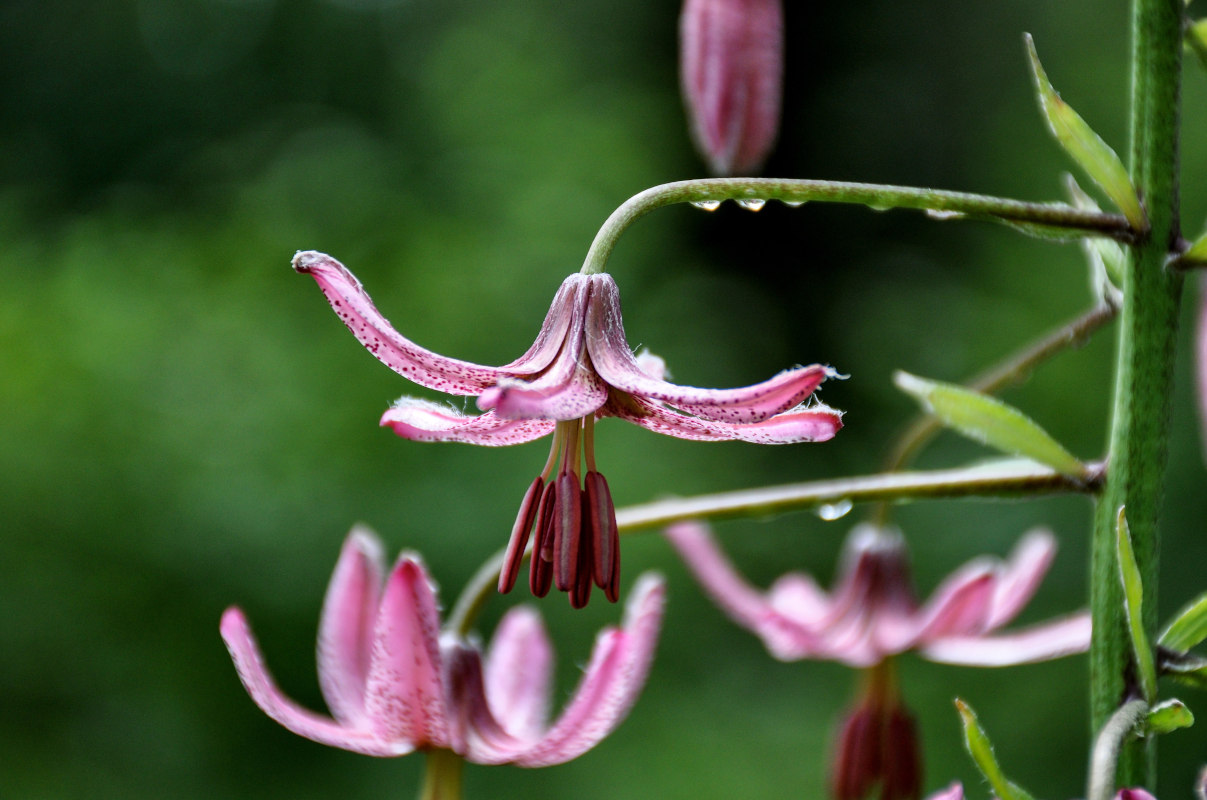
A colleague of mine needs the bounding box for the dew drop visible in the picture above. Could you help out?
[691,200,722,211]
[737,198,766,212]
[925,209,965,221]
[782,200,806,208]
[815,498,854,521]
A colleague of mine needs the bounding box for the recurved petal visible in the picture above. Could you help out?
[317,527,386,726]
[664,523,817,659]
[220,607,411,756]
[983,529,1058,629]
[909,569,997,645]
[380,398,556,446]
[478,286,608,421]
[483,606,554,742]
[364,555,451,748]
[443,641,529,764]
[293,251,504,395]
[608,395,842,443]
[920,611,1091,666]
[499,274,589,375]
[511,573,665,767]
[584,274,833,422]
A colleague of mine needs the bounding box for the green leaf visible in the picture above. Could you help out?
[1146,699,1194,735]
[1183,231,1207,265]
[1161,651,1207,690]
[1116,507,1158,702]
[1064,174,1125,302]
[1187,19,1207,73]
[894,370,1088,478]
[1024,34,1146,230]
[955,699,1038,800]
[1159,592,1207,652]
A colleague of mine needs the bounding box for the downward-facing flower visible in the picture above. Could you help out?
[665,521,1090,800]
[220,527,665,768]
[294,251,841,606]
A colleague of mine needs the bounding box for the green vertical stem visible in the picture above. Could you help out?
[418,750,465,800]
[1091,0,1182,787]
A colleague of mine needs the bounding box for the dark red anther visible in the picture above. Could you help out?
[499,476,545,594]
[529,480,558,598]
[830,693,921,800]
[553,473,583,593]
[584,470,618,596]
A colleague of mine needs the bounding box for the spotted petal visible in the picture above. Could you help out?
[363,555,451,748]
[293,251,507,395]
[609,395,842,443]
[483,606,554,741]
[318,527,386,725]
[512,574,665,767]
[585,274,833,422]
[380,398,556,445]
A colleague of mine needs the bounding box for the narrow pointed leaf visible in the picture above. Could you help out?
[1159,591,1207,652]
[1187,19,1207,73]
[1161,651,1207,689]
[1116,507,1158,702]
[1024,34,1145,230]
[1145,699,1194,735]
[956,699,1037,800]
[1064,174,1125,300]
[894,371,1087,478]
[1183,231,1207,265]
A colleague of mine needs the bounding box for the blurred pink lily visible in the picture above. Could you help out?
[221,527,665,765]
[665,521,1090,668]
[924,784,1155,800]
[294,250,841,606]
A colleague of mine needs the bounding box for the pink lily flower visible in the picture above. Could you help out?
[926,784,1156,800]
[667,521,1090,800]
[680,0,784,175]
[220,527,665,765]
[665,521,1090,668]
[293,251,841,606]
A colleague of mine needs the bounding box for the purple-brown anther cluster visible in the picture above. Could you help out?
[831,690,922,800]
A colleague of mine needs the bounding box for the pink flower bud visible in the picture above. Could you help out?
[680,0,784,175]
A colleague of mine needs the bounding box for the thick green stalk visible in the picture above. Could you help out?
[1090,0,1182,786]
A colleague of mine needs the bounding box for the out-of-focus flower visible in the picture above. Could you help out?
[294,250,841,606]
[221,527,665,765]
[925,784,1155,800]
[680,0,784,175]
[665,522,1090,668]
[666,521,1090,800]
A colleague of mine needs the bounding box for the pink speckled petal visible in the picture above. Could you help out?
[444,642,532,765]
[364,555,451,748]
[478,284,608,421]
[513,574,665,767]
[483,606,553,741]
[498,274,587,375]
[921,612,1091,666]
[220,608,410,756]
[380,398,556,445]
[984,530,1058,629]
[608,395,842,443]
[293,251,504,395]
[585,275,833,422]
[317,527,386,725]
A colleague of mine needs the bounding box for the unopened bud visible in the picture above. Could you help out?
[680,0,783,175]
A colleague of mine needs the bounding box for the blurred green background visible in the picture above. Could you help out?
[3,0,1207,797]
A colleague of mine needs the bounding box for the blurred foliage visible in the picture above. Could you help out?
[2,0,1207,798]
